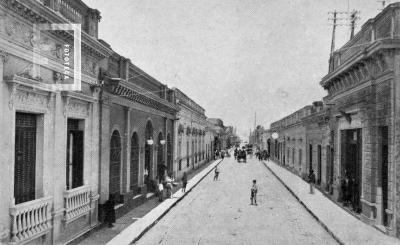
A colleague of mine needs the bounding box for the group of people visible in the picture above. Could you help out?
[340,171,360,212]
[255,150,270,161]
[215,149,230,160]
[233,148,246,159]
[157,172,186,202]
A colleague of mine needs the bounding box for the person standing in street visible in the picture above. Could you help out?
[165,174,173,198]
[308,169,316,194]
[104,194,116,228]
[250,179,258,205]
[214,166,220,181]
[158,180,164,202]
[182,172,188,193]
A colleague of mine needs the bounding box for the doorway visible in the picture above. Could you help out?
[380,127,388,226]
[341,129,362,213]
[317,145,322,185]
[109,130,121,198]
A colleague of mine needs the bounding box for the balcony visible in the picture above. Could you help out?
[64,185,91,224]
[9,196,53,245]
[56,0,83,24]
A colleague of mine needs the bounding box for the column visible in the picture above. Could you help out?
[0,51,10,242]
[124,107,131,193]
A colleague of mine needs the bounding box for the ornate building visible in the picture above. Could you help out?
[0,0,104,244]
[173,88,209,180]
[321,3,400,235]
[97,46,178,219]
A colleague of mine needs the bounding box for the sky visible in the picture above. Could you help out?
[84,0,388,140]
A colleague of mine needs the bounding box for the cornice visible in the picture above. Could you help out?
[321,39,400,87]
[110,83,178,115]
[0,0,113,58]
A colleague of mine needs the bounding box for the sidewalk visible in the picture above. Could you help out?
[76,158,222,245]
[74,158,222,245]
[263,160,399,245]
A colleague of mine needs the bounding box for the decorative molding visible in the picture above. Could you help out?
[111,84,177,115]
[64,98,89,118]
[12,89,51,112]
[0,49,8,63]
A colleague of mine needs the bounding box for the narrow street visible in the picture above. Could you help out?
[134,155,338,245]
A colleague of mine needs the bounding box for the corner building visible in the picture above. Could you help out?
[269,3,400,238]
[321,3,400,235]
[0,0,105,244]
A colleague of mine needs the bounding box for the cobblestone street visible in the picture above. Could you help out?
[134,155,338,245]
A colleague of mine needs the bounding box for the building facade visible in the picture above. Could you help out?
[97,49,178,218]
[173,88,208,180]
[0,0,105,244]
[321,3,400,235]
[268,3,400,238]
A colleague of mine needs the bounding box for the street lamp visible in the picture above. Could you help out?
[146,136,154,145]
[272,132,279,140]
[160,139,166,145]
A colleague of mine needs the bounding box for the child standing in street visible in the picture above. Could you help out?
[250,179,258,205]
[214,166,220,181]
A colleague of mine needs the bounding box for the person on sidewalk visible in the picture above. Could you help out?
[308,169,316,194]
[214,166,220,181]
[104,194,116,228]
[250,179,258,205]
[158,180,164,202]
[182,172,188,193]
[165,175,174,198]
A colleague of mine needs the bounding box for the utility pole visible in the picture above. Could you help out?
[254,112,257,145]
[349,10,360,39]
[328,10,347,71]
[378,0,387,10]
[330,10,337,54]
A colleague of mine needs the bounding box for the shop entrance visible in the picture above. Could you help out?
[340,129,362,213]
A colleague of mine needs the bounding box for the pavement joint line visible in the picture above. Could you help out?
[107,158,225,245]
[261,161,345,245]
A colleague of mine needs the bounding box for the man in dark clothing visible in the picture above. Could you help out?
[182,172,188,193]
[104,195,116,228]
[308,169,316,194]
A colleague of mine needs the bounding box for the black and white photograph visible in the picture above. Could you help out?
[1,0,400,244]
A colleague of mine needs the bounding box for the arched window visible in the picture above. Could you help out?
[157,132,164,180]
[145,121,153,190]
[110,130,121,196]
[186,140,189,167]
[130,132,139,191]
[167,133,172,173]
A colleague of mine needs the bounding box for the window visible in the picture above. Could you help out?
[299,149,302,166]
[178,139,182,171]
[292,148,295,165]
[15,113,37,204]
[66,119,84,190]
[186,141,189,167]
[110,130,121,196]
[130,132,139,191]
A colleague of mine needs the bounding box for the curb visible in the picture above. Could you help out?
[261,161,345,245]
[129,158,224,244]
